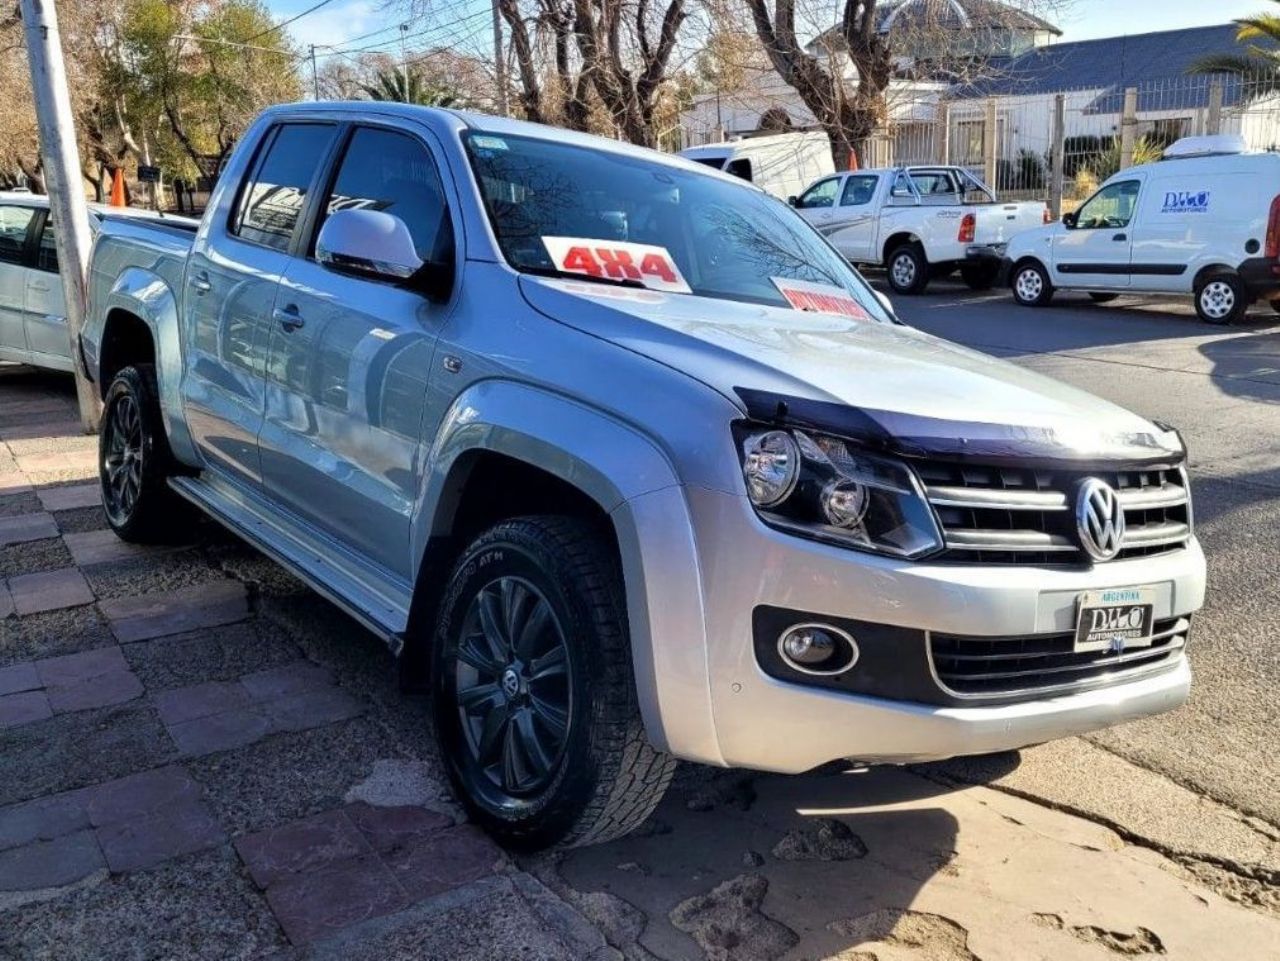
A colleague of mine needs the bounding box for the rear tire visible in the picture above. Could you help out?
[1195,271,1247,325]
[99,364,187,543]
[886,243,930,295]
[1088,292,1120,304]
[1011,260,1053,307]
[960,264,999,291]
[431,515,675,850]
[1269,298,1280,316]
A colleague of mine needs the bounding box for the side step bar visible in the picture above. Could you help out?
[169,474,410,654]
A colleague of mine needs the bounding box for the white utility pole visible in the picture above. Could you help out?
[309,44,319,100]
[20,0,100,432]
[399,22,410,100]
[491,0,508,115]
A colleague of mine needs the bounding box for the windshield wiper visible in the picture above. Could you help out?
[520,266,648,289]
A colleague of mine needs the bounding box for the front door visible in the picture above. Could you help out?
[1051,178,1143,289]
[794,176,844,242]
[0,204,37,362]
[23,211,73,370]
[180,121,340,487]
[258,124,455,580]
[827,173,882,262]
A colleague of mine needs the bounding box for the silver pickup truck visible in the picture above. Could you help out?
[82,103,1205,849]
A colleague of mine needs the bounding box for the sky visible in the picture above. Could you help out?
[265,0,1265,63]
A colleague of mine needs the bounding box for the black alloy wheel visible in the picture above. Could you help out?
[102,390,144,528]
[452,575,572,799]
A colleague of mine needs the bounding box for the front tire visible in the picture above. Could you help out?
[1195,271,1247,325]
[886,243,930,295]
[1011,260,1053,307]
[431,516,675,849]
[99,364,185,543]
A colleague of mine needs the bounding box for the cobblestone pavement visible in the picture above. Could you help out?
[0,367,615,961]
[3,362,1279,961]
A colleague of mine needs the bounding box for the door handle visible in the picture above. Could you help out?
[27,281,50,292]
[1112,233,1128,242]
[272,305,305,332]
[190,272,212,293]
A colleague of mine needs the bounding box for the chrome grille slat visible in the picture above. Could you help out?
[930,617,1189,698]
[935,618,1191,662]
[1122,521,1191,548]
[945,530,1077,552]
[920,462,1192,565]
[925,486,1069,511]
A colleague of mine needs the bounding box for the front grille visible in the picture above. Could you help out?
[930,617,1188,699]
[918,462,1191,565]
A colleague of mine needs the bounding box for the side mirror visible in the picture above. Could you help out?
[318,209,424,282]
[1062,211,1077,229]
[787,195,798,207]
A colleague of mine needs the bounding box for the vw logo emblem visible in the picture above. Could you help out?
[1075,478,1126,562]
[501,668,521,699]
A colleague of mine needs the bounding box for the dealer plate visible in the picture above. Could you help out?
[1074,586,1157,653]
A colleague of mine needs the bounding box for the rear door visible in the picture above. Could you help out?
[1050,177,1143,289]
[23,210,74,370]
[257,123,456,579]
[0,203,37,361]
[180,121,339,487]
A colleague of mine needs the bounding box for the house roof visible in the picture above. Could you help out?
[808,0,1061,53]
[956,23,1247,113]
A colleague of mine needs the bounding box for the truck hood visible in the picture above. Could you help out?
[519,276,1183,464]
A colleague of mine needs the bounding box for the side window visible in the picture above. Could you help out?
[840,175,879,206]
[1075,180,1141,229]
[233,123,337,251]
[0,205,35,266]
[796,178,839,209]
[724,158,753,182]
[318,126,450,264]
[35,217,58,272]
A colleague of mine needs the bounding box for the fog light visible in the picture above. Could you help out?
[777,624,859,676]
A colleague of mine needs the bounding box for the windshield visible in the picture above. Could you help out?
[463,132,891,321]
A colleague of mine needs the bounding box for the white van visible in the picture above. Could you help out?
[1004,135,1280,323]
[680,131,836,200]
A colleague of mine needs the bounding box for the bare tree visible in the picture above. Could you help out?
[745,0,891,164]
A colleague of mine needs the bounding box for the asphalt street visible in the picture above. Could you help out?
[890,279,1280,827]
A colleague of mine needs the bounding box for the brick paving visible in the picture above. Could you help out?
[0,369,587,960]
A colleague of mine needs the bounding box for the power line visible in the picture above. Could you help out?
[245,0,340,45]
[315,8,490,58]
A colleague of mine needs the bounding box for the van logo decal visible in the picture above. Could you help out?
[1161,190,1210,214]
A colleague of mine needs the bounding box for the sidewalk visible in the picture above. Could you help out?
[0,366,615,960]
[2,363,1277,960]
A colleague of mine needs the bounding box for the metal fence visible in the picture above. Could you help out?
[860,70,1280,214]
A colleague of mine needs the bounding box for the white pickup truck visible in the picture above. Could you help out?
[793,165,1049,295]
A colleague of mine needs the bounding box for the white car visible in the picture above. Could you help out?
[793,165,1049,295]
[0,193,195,372]
[1004,135,1280,324]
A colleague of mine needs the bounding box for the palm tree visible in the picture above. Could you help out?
[1191,3,1280,91]
[360,70,461,107]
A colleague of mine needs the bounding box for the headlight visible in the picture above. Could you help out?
[741,430,799,507]
[736,426,943,559]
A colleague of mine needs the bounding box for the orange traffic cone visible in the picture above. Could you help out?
[109,167,126,207]
[847,148,859,171]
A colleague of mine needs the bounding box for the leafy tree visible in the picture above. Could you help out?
[1191,1,1280,87]
[360,70,460,106]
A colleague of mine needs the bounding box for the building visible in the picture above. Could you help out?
[680,0,1061,148]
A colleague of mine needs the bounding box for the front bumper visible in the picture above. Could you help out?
[676,486,1205,773]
